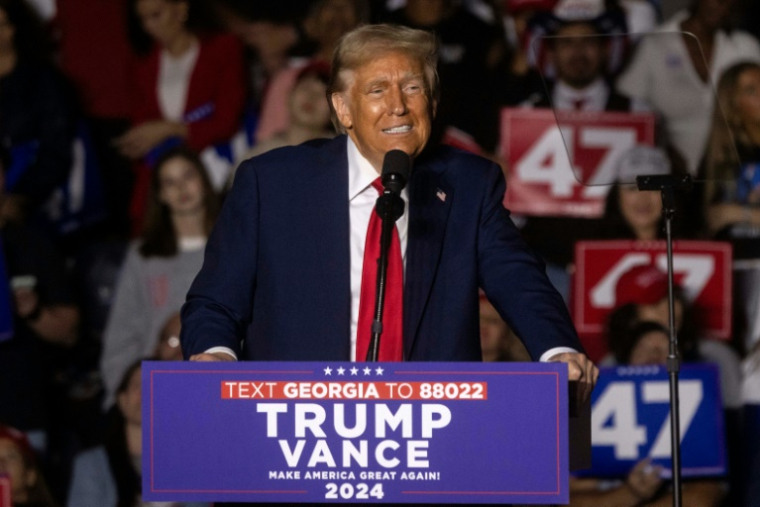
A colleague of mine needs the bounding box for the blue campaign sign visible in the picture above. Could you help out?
[142,361,568,504]
[581,363,725,478]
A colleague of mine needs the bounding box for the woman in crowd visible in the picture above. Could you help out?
[597,146,682,241]
[100,147,219,406]
[67,361,206,507]
[606,264,742,405]
[599,178,665,240]
[118,0,245,226]
[701,61,760,354]
[617,0,760,175]
[230,61,334,184]
[0,425,58,507]
[248,62,333,155]
[254,0,367,144]
[0,0,76,223]
[605,263,744,503]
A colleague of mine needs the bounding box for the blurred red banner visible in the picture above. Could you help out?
[571,240,732,362]
[501,109,655,218]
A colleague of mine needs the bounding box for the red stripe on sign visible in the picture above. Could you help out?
[220,381,488,401]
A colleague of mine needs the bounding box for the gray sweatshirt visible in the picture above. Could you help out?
[100,242,204,406]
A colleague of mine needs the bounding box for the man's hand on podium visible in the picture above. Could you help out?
[189,352,236,362]
[548,352,599,406]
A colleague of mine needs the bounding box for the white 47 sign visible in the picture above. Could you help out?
[501,109,655,218]
[516,125,637,198]
[586,365,725,478]
[592,378,703,460]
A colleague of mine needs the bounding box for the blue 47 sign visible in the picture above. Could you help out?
[583,364,726,478]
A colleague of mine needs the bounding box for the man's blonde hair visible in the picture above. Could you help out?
[327,24,439,133]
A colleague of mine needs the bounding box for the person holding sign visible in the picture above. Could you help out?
[515,7,650,300]
[181,24,597,392]
[570,321,725,507]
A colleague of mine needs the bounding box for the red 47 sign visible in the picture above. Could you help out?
[572,241,732,362]
[0,475,9,507]
[501,109,655,218]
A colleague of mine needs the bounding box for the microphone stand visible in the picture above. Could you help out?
[365,188,405,362]
[636,173,693,507]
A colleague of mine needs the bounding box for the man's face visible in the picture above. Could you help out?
[629,330,669,366]
[332,51,434,171]
[694,0,735,32]
[136,0,188,48]
[551,23,605,90]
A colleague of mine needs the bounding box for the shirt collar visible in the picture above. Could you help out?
[347,136,381,201]
[554,77,607,104]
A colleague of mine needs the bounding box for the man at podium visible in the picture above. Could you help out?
[180,23,597,394]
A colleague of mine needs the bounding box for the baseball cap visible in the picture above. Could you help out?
[615,264,670,307]
[0,425,36,465]
[617,146,671,184]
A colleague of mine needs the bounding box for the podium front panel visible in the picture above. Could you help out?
[143,361,568,504]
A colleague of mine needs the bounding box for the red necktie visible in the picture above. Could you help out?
[356,179,404,362]
[573,98,586,111]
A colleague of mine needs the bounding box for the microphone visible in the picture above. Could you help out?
[366,150,411,362]
[381,150,411,194]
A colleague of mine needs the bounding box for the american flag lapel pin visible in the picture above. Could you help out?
[436,188,447,202]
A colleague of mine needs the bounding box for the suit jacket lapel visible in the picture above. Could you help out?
[403,158,453,358]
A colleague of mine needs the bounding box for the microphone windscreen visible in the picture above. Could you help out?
[381,150,411,189]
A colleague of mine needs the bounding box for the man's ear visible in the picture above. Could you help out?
[331,93,353,130]
[431,98,438,120]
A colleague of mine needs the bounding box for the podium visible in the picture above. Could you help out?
[142,361,588,504]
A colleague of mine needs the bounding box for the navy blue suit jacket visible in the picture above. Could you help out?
[181,135,582,361]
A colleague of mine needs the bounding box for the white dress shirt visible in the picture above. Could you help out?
[346,137,409,361]
[206,137,574,362]
[553,78,610,112]
[158,42,199,122]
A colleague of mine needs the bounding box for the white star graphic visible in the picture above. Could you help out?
[337,367,345,375]
[363,367,372,375]
[324,366,332,375]
[350,367,359,376]
[375,367,384,376]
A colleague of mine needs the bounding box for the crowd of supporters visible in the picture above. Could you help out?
[0,0,759,505]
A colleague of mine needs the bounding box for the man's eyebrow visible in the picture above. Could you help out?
[363,73,425,90]
[401,73,427,88]
[364,77,389,90]
[402,73,425,82]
